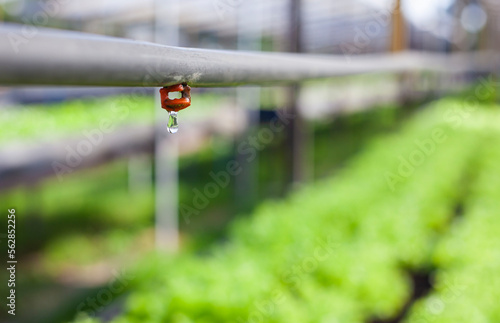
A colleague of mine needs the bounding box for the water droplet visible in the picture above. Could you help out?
[167,111,179,134]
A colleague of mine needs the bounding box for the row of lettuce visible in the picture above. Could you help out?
[406,111,500,322]
[73,98,500,322]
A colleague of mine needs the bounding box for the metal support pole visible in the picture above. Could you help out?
[390,0,406,53]
[235,1,262,212]
[285,0,310,187]
[154,0,179,251]
[390,0,410,105]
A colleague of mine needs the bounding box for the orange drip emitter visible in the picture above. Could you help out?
[159,83,191,133]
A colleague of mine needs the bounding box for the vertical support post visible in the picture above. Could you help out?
[477,2,490,53]
[451,0,467,52]
[390,0,406,53]
[235,1,262,212]
[285,0,310,187]
[154,0,179,251]
[390,0,411,104]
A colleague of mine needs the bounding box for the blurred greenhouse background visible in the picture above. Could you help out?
[0,0,499,322]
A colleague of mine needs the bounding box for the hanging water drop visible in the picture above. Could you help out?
[159,83,191,135]
[167,111,179,133]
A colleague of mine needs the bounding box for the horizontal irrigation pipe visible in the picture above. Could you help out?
[0,23,498,87]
